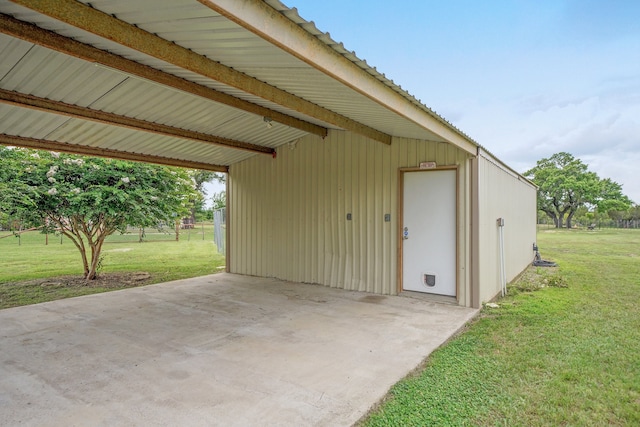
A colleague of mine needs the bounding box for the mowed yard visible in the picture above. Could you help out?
[362,228,640,426]
[1,226,639,425]
[0,224,225,308]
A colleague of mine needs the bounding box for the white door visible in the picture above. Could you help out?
[402,170,456,296]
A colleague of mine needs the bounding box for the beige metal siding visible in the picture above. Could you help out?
[476,151,537,303]
[229,130,471,297]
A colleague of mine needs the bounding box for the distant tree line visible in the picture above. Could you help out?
[537,205,640,229]
[525,152,634,228]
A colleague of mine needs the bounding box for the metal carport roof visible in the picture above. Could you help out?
[0,0,478,171]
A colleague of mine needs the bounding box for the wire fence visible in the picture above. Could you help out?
[587,219,640,229]
[0,216,227,253]
[537,219,640,229]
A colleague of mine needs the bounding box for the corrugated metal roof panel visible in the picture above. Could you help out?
[0,43,128,107]
[81,0,297,66]
[0,34,309,161]
[0,33,32,79]
[86,0,215,22]
[238,67,446,141]
[21,109,258,166]
[0,0,477,170]
[80,74,311,148]
[0,103,69,138]
[0,98,295,168]
[0,0,450,141]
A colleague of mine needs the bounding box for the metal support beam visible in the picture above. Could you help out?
[0,133,229,172]
[8,0,391,144]
[201,0,476,154]
[0,12,328,139]
[0,88,275,156]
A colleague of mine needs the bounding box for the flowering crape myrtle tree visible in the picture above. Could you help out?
[0,147,198,280]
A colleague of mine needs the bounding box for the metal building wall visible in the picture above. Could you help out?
[475,149,537,304]
[228,130,472,298]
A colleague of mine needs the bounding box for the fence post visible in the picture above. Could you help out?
[213,208,226,255]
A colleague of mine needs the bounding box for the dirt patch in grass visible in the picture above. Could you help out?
[508,266,568,295]
[7,272,153,290]
[1,272,156,309]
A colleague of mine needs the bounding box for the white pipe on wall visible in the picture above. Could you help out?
[497,218,506,297]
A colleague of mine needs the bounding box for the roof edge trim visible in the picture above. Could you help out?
[202,0,477,154]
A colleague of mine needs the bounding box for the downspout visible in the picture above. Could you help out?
[470,154,481,308]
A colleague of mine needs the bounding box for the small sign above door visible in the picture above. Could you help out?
[419,161,437,169]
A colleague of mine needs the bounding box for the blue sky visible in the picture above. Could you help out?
[288,0,640,204]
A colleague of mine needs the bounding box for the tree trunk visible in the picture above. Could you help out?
[64,229,90,277]
[80,248,91,278]
[543,210,559,228]
[47,215,116,281]
[85,243,97,280]
[551,204,563,228]
[86,236,107,280]
[60,231,90,277]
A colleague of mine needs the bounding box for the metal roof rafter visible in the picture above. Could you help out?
[0,88,275,156]
[0,12,328,139]
[0,134,229,172]
[8,0,392,145]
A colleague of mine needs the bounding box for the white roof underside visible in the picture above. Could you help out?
[0,0,477,170]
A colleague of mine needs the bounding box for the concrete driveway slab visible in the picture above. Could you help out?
[0,273,478,426]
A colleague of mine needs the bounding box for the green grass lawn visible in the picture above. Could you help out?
[362,228,640,426]
[0,224,225,308]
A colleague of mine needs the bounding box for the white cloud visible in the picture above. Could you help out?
[452,91,640,204]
